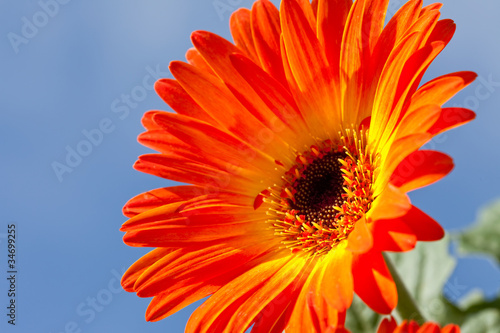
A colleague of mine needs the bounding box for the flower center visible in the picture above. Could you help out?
[263,133,375,256]
[293,152,346,228]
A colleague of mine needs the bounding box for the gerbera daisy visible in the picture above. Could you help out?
[121,0,475,331]
[377,317,460,333]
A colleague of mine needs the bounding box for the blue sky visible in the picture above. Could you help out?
[1,0,499,332]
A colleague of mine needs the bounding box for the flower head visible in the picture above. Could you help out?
[378,317,460,333]
[121,0,475,331]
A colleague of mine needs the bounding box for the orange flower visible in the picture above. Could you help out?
[378,317,460,333]
[121,0,475,331]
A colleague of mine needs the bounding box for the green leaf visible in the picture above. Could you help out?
[458,289,500,318]
[458,198,500,263]
[388,236,500,326]
[461,309,500,333]
[387,235,458,324]
[345,295,382,333]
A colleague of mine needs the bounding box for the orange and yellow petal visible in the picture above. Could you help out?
[121,0,475,330]
[353,251,397,314]
[378,317,461,333]
[185,254,303,333]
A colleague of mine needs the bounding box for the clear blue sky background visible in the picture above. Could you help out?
[1,0,499,332]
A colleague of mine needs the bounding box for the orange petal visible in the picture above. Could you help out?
[251,0,286,83]
[121,248,173,292]
[371,217,417,252]
[185,254,294,333]
[309,244,354,311]
[372,0,422,70]
[137,153,256,186]
[137,133,247,179]
[137,153,226,179]
[311,0,319,14]
[285,279,317,332]
[169,60,273,149]
[417,322,441,333]
[281,0,326,83]
[123,221,269,248]
[286,258,344,333]
[409,33,454,109]
[420,3,442,16]
[137,130,273,188]
[339,0,390,124]
[190,30,248,86]
[293,0,317,29]
[191,31,279,124]
[121,200,186,232]
[280,0,338,137]
[154,78,218,126]
[407,6,441,49]
[370,32,421,147]
[369,184,411,221]
[427,18,455,46]
[410,71,476,110]
[399,206,444,242]
[226,61,303,146]
[441,324,460,333]
[133,161,223,192]
[251,289,297,333]
[392,40,445,129]
[138,129,191,155]
[392,105,441,142]
[308,295,347,333]
[190,31,295,155]
[353,251,397,314]
[144,247,274,322]
[377,133,432,192]
[122,193,258,232]
[366,0,422,114]
[177,195,255,215]
[152,112,274,176]
[223,256,307,333]
[134,242,274,298]
[141,110,169,131]
[230,8,259,62]
[185,48,215,75]
[390,150,454,193]
[146,283,219,322]
[372,40,444,150]
[347,216,373,253]
[230,53,307,135]
[339,0,365,126]
[358,0,390,54]
[316,0,352,74]
[123,186,204,218]
[428,107,476,136]
[377,317,398,333]
[134,154,257,194]
[394,320,420,333]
